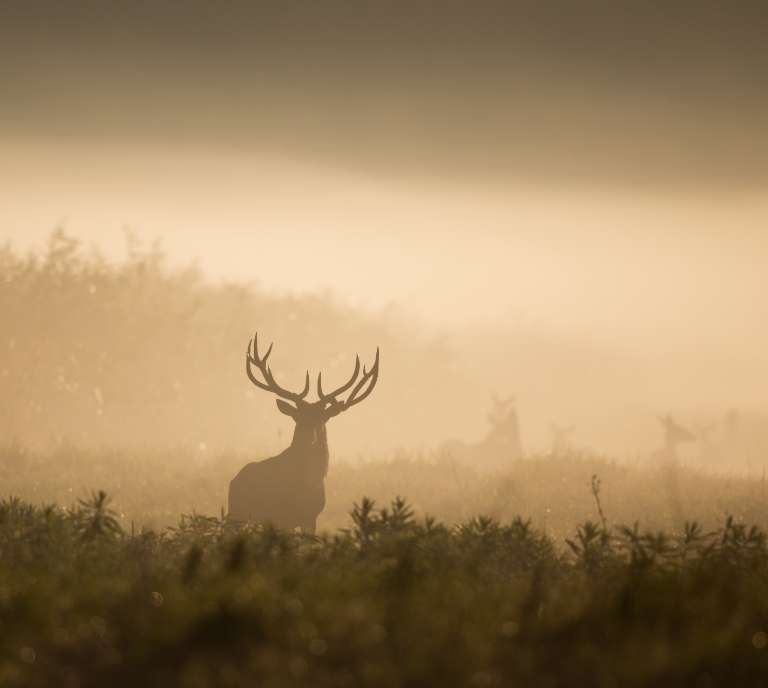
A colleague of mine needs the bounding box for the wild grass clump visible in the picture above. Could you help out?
[2,495,768,687]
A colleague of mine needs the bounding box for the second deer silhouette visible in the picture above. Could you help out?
[653,414,696,462]
[228,333,379,533]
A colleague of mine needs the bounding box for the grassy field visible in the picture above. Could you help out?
[3,442,768,537]
[2,447,768,685]
[2,486,768,687]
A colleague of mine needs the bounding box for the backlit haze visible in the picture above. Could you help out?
[2,1,768,459]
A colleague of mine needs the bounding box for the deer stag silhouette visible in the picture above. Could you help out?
[228,333,380,532]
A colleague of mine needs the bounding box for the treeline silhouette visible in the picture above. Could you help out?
[4,230,767,468]
[0,230,457,454]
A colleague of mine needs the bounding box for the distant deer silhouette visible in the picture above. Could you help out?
[441,395,523,468]
[228,333,379,533]
[653,414,696,462]
[483,395,523,461]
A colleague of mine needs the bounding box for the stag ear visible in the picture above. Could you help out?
[276,399,298,418]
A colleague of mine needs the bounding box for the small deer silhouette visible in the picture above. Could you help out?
[653,414,696,462]
[228,333,379,532]
[439,395,523,468]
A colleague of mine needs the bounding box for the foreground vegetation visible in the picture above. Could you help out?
[2,492,768,686]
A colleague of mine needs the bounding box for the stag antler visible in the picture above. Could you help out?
[317,355,361,400]
[317,348,379,416]
[246,332,310,403]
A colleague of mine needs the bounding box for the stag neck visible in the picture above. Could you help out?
[289,420,330,476]
[291,418,326,444]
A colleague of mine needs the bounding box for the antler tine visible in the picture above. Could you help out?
[246,346,273,394]
[282,369,310,399]
[343,348,379,409]
[245,332,309,402]
[248,332,273,365]
[317,355,361,402]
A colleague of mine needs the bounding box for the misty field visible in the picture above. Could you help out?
[4,233,768,685]
[4,445,768,686]
[3,443,768,538]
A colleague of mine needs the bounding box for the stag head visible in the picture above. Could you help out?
[245,333,379,423]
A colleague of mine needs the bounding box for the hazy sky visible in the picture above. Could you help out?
[2,1,767,356]
[3,1,767,185]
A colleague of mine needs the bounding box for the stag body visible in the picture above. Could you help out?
[229,412,329,531]
[228,334,379,533]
